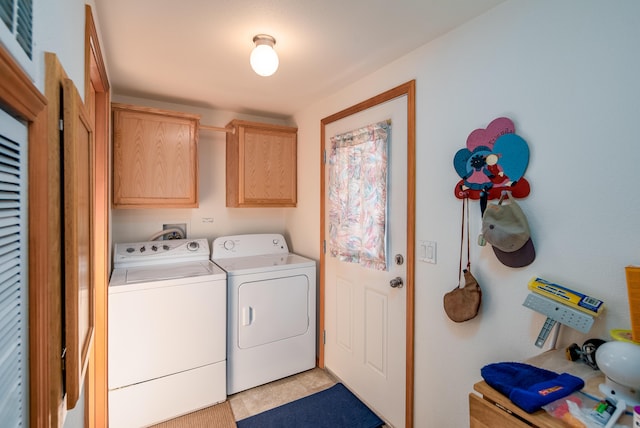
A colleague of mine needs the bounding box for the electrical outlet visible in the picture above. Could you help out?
[162,223,186,240]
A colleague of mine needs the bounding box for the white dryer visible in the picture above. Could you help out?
[108,238,227,428]
[211,234,316,395]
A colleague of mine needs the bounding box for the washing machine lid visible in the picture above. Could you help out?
[109,260,226,288]
[212,253,315,275]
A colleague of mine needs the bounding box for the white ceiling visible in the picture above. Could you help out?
[94,0,505,118]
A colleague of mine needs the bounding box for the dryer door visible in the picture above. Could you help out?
[238,274,310,349]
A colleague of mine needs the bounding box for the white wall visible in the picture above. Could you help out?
[290,1,640,427]
[36,0,88,94]
[109,95,294,247]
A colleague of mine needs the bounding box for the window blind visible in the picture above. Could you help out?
[0,107,29,426]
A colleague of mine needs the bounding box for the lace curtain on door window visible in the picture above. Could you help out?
[328,120,390,271]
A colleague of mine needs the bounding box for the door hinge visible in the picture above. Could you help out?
[61,347,66,373]
[323,240,326,254]
[323,149,327,164]
[59,119,64,131]
[323,330,326,345]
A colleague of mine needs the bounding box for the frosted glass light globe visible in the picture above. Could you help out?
[595,340,640,406]
[250,43,279,77]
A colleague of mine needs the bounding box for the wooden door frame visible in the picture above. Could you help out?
[1,6,109,425]
[84,5,111,428]
[318,80,416,427]
[0,43,50,427]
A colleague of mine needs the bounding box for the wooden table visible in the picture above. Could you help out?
[469,349,633,427]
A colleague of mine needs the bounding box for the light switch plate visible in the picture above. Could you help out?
[418,240,437,264]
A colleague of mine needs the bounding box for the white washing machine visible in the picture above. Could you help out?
[211,234,316,395]
[108,238,227,428]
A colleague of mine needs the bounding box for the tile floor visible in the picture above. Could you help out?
[228,367,338,421]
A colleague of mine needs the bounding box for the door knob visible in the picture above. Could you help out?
[390,277,404,288]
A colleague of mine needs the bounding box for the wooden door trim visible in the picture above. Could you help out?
[85,5,109,96]
[0,45,50,427]
[62,77,96,411]
[84,5,111,428]
[319,80,416,427]
[45,51,71,427]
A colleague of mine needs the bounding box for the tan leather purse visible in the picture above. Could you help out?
[444,197,482,322]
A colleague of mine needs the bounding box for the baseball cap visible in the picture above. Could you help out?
[482,198,535,267]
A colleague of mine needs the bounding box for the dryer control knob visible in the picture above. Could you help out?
[223,240,235,250]
[186,241,200,251]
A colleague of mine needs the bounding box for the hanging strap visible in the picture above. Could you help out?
[458,197,471,287]
[498,190,511,204]
[465,196,470,272]
[458,198,464,286]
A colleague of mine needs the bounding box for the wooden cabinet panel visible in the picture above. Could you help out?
[226,119,297,207]
[469,393,531,428]
[62,77,95,410]
[112,103,199,208]
[471,382,570,428]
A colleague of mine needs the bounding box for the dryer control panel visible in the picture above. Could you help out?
[211,234,289,259]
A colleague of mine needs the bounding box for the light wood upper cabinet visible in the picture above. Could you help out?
[112,103,200,208]
[226,119,298,207]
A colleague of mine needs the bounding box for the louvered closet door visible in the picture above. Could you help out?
[0,107,29,426]
[0,0,34,75]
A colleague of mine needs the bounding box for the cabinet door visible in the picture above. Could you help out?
[226,120,298,207]
[63,78,95,409]
[112,104,199,208]
[240,126,296,206]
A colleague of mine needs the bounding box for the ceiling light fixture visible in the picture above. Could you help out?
[250,34,279,77]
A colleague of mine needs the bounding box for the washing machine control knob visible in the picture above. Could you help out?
[223,240,235,251]
[186,241,200,251]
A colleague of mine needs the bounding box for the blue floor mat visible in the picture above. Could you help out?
[236,383,384,428]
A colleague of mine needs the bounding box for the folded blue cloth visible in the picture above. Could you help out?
[481,362,585,413]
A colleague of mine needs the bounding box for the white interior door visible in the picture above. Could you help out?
[323,96,408,428]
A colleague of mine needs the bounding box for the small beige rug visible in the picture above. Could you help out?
[149,401,237,428]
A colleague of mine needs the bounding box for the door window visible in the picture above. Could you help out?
[328,120,390,271]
